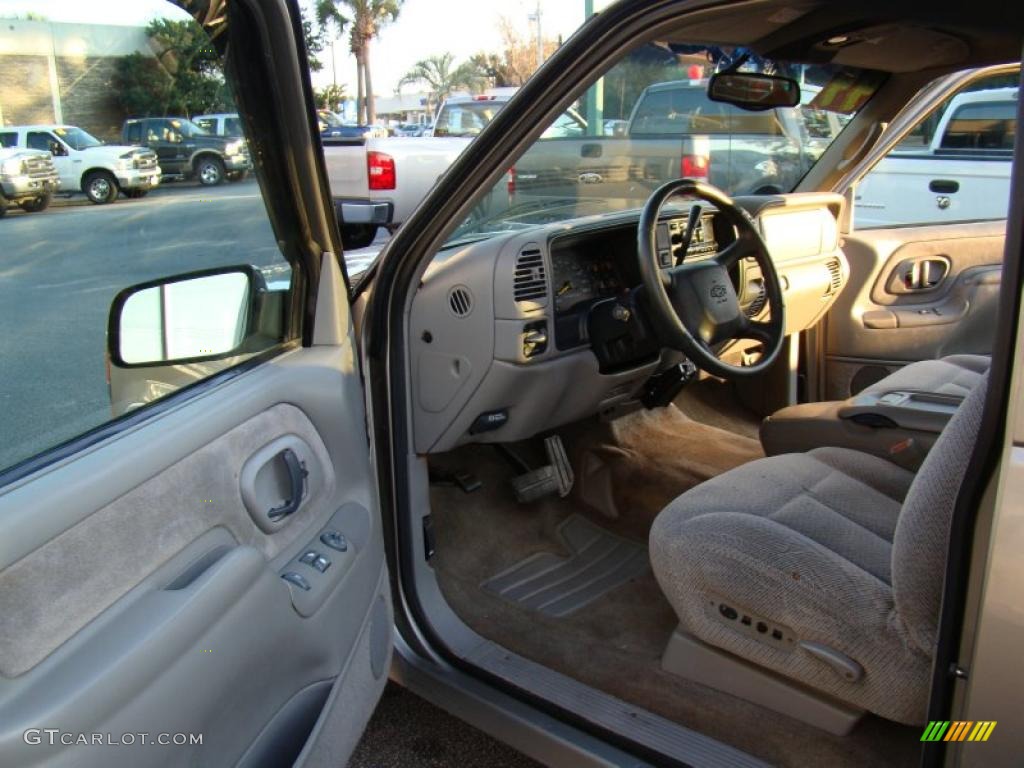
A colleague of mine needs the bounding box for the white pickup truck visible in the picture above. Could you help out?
[854,87,1016,227]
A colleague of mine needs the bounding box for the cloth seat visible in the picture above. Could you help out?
[861,354,990,399]
[650,374,988,725]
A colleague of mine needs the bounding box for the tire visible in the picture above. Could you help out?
[227,170,248,182]
[19,194,52,212]
[340,224,378,250]
[124,188,149,199]
[83,171,118,204]
[195,156,226,186]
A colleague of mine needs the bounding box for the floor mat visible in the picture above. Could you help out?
[482,514,648,617]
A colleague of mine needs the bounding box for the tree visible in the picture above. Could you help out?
[301,8,328,73]
[317,0,402,124]
[398,53,486,115]
[315,84,348,111]
[114,18,232,117]
[468,16,560,89]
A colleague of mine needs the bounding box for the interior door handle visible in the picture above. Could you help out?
[267,449,308,521]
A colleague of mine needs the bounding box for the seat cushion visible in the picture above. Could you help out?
[861,354,990,399]
[649,447,931,724]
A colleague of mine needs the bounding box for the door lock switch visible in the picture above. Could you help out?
[320,531,348,552]
[281,572,311,591]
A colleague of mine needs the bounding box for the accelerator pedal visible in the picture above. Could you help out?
[511,436,574,503]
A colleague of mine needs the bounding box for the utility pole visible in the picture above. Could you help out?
[528,1,543,69]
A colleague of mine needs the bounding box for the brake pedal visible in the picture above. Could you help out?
[511,436,574,503]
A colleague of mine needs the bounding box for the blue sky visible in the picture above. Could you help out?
[0,0,592,94]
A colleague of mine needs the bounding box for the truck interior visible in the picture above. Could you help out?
[370,2,1022,765]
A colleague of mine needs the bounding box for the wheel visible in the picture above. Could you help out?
[83,171,118,204]
[124,188,149,199]
[19,194,51,213]
[636,178,786,379]
[227,170,248,182]
[195,156,226,186]
[340,224,378,250]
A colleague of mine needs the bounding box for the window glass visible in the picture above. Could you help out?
[855,74,1017,228]
[0,132,17,148]
[445,44,877,246]
[0,2,296,475]
[194,117,217,134]
[26,132,56,152]
[225,117,243,136]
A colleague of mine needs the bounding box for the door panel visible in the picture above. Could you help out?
[0,345,391,767]
[824,219,1004,399]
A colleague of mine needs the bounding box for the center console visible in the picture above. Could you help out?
[760,388,963,470]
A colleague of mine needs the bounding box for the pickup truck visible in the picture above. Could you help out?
[325,82,823,246]
[0,125,160,204]
[854,87,1017,227]
[122,117,251,185]
[0,146,60,217]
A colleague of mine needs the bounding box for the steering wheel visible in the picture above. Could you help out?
[637,179,785,379]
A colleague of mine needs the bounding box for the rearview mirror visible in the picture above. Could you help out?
[708,72,801,111]
[109,266,257,366]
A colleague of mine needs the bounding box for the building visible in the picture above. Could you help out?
[0,20,152,140]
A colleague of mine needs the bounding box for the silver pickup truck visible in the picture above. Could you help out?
[325,82,831,247]
[0,146,60,217]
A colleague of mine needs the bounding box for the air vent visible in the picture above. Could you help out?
[825,258,842,295]
[448,285,473,318]
[513,243,548,304]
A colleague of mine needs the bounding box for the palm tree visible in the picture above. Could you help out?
[317,0,401,125]
[398,53,487,116]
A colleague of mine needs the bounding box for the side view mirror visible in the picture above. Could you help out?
[708,72,801,111]
[108,266,261,367]
[49,141,68,157]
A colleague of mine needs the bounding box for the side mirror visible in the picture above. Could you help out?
[49,141,68,157]
[108,266,259,367]
[708,72,801,111]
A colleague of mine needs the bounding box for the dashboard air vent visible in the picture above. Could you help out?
[513,244,547,304]
[448,285,473,318]
[825,258,842,295]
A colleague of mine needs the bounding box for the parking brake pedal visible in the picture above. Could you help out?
[511,436,574,503]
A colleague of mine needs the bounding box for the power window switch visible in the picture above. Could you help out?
[320,531,348,552]
[299,550,319,566]
[312,555,331,573]
[281,572,311,591]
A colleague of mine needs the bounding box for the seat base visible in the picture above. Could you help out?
[661,627,865,736]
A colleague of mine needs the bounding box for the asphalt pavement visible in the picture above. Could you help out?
[0,179,385,471]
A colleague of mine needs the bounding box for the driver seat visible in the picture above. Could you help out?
[649,372,987,732]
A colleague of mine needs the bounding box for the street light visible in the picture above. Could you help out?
[527,1,543,69]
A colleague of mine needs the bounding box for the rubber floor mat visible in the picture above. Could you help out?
[481,515,649,617]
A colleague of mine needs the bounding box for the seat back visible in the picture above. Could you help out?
[891,373,989,653]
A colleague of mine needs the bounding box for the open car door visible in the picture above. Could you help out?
[0,1,390,766]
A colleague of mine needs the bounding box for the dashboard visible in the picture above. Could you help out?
[408,193,849,454]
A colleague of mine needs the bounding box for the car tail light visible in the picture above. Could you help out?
[681,153,709,179]
[367,151,395,190]
[507,166,516,195]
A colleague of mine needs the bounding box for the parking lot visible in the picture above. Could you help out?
[0,179,385,471]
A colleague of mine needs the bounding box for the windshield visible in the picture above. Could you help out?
[445,44,878,246]
[434,100,507,137]
[53,126,103,150]
[319,110,343,128]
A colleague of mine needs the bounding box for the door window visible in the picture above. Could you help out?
[0,4,298,478]
[27,131,61,154]
[854,72,1018,228]
[0,132,16,148]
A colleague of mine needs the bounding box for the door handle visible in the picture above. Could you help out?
[267,449,308,521]
[928,179,959,194]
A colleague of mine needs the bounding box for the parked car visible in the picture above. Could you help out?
[192,113,244,137]
[122,117,251,185]
[0,125,160,204]
[0,146,59,217]
[855,87,1017,227]
[393,122,426,137]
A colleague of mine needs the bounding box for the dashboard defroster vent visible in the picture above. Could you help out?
[513,243,548,305]
[447,285,473,318]
[825,258,842,295]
